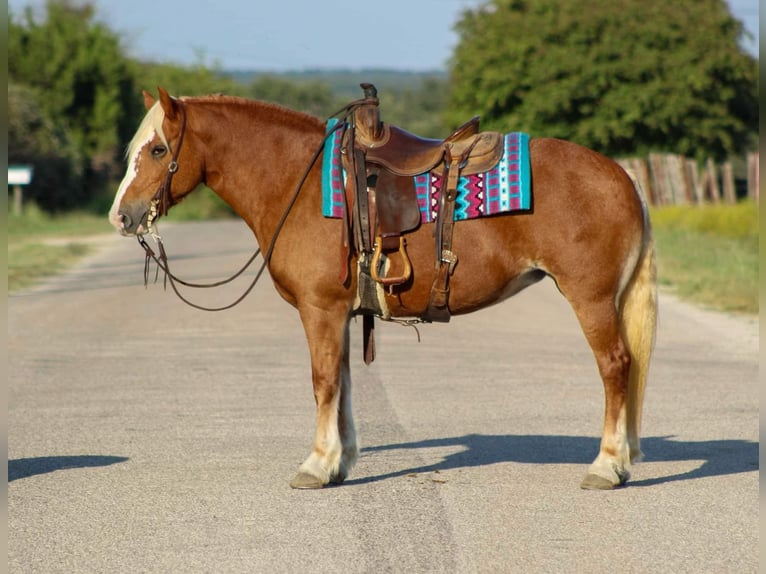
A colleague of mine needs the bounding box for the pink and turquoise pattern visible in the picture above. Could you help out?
[322,120,531,222]
[321,119,347,219]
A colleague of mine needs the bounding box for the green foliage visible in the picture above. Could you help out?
[164,186,236,221]
[650,202,758,313]
[246,76,338,118]
[650,201,758,313]
[8,202,111,237]
[650,200,758,240]
[9,241,95,292]
[9,0,140,211]
[377,77,450,137]
[447,0,758,160]
[134,61,245,101]
[8,82,87,211]
[10,1,138,159]
[8,203,107,292]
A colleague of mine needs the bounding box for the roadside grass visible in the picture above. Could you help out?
[8,204,110,292]
[9,241,95,292]
[8,189,233,292]
[649,201,758,314]
[8,197,759,316]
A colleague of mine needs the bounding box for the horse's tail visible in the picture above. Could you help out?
[620,174,658,463]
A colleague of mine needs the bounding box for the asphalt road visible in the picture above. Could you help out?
[8,220,758,573]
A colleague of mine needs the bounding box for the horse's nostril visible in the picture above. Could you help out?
[120,212,133,229]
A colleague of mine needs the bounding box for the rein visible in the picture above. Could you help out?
[137,96,373,311]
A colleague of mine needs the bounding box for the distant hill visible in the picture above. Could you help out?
[223,68,447,98]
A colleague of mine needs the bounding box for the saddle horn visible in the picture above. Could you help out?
[355,83,382,141]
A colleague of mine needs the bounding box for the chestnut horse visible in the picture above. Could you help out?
[109,87,657,490]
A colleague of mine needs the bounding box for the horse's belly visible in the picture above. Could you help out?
[383,256,544,319]
[449,267,546,315]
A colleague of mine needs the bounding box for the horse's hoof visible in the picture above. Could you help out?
[580,473,620,490]
[289,472,325,489]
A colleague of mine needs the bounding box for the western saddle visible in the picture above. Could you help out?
[339,83,504,362]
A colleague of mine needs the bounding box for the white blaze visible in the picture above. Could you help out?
[108,131,154,230]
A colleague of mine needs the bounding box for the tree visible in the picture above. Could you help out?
[8,82,86,211]
[379,76,450,138]
[446,0,758,160]
[247,76,338,118]
[134,60,245,103]
[9,0,139,207]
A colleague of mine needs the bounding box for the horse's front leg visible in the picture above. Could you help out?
[290,305,357,489]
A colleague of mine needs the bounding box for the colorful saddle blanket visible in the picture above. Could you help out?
[321,120,531,223]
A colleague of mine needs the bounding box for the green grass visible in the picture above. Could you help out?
[7,192,235,293]
[7,203,109,292]
[649,201,758,314]
[9,241,94,292]
[8,202,113,238]
[649,200,758,240]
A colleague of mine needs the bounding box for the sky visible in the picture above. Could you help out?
[8,0,759,71]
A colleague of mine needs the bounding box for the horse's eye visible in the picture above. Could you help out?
[151,145,167,158]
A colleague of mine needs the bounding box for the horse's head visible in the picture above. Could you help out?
[109,87,202,235]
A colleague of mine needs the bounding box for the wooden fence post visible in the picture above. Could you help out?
[619,152,757,206]
[685,159,703,203]
[704,158,720,204]
[721,161,736,204]
[747,152,759,202]
[648,153,668,205]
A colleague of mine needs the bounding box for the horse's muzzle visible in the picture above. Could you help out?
[115,208,150,236]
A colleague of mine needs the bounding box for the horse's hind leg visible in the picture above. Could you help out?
[565,294,633,489]
[290,308,358,489]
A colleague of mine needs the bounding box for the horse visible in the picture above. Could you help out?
[109,86,657,491]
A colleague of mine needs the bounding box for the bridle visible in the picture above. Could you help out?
[136,95,373,311]
[136,98,268,311]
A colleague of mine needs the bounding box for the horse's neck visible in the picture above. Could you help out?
[196,100,324,234]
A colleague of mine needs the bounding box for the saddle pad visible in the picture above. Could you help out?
[321,119,531,222]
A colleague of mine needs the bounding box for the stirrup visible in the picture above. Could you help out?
[370,236,412,287]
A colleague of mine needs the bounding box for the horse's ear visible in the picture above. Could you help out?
[142,90,156,111]
[157,86,178,120]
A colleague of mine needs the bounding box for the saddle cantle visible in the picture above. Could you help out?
[358,117,482,177]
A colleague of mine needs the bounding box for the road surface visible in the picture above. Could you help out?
[9,220,758,573]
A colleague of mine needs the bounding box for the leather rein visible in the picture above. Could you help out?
[136,97,372,311]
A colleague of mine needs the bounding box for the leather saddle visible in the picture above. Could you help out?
[340,83,505,361]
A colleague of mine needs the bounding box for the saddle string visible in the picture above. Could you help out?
[138,105,365,311]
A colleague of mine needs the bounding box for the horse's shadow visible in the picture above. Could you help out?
[8,455,129,482]
[348,434,758,487]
